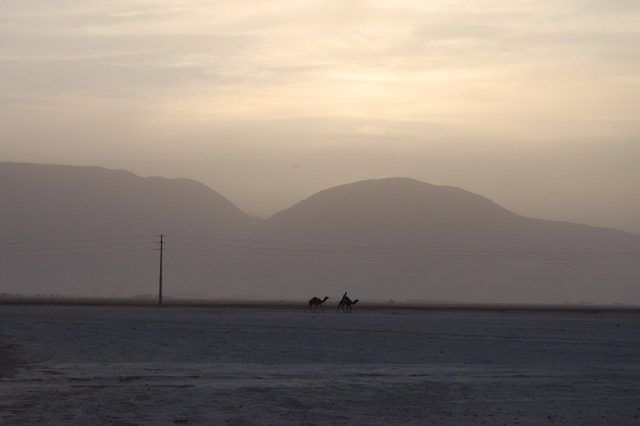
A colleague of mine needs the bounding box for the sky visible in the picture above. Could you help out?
[2,0,639,234]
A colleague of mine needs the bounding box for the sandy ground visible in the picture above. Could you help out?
[0,304,639,425]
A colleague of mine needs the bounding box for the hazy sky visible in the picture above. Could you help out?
[2,0,639,233]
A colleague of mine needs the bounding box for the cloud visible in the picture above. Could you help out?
[2,1,638,128]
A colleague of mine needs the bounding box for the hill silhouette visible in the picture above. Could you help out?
[2,164,639,304]
[0,162,258,297]
[0,162,257,241]
[248,178,640,303]
[253,177,640,251]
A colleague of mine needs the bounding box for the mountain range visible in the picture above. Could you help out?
[2,162,639,304]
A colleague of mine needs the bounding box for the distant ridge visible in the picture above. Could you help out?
[246,177,640,303]
[0,162,259,298]
[2,163,639,304]
[253,177,640,251]
[0,162,257,241]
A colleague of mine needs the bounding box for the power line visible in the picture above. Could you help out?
[1,234,638,261]
[107,250,155,302]
[168,247,640,262]
[0,242,153,253]
[167,234,640,257]
[0,235,154,246]
[165,235,640,262]
[0,236,156,259]
[165,250,206,303]
[0,248,152,259]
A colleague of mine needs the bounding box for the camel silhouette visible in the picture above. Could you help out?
[337,296,359,313]
[305,296,329,312]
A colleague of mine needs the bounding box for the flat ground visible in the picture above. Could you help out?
[0,304,638,425]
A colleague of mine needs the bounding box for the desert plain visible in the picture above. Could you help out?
[1,302,639,425]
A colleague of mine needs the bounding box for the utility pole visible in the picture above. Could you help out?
[158,234,165,307]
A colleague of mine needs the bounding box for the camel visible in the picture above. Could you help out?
[305,296,329,312]
[337,296,359,313]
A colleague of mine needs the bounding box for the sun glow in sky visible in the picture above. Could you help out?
[2,0,640,232]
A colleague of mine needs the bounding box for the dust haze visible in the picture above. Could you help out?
[1,1,639,235]
[2,163,639,305]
